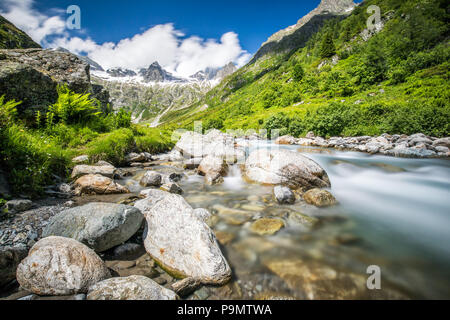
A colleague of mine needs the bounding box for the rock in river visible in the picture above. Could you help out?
[87,275,178,300]
[71,165,117,180]
[198,155,229,185]
[273,186,296,204]
[250,218,285,236]
[42,203,144,252]
[140,171,162,187]
[303,189,338,208]
[16,237,111,296]
[135,189,231,285]
[244,149,330,190]
[74,174,129,196]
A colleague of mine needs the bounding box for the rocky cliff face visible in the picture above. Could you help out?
[0,15,41,49]
[190,62,237,81]
[251,0,356,62]
[0,48,110,118]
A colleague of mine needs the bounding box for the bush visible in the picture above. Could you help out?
[264,113,290,137]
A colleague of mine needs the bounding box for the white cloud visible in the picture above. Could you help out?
[0,0,251,77]
[52,24,250,77]
[0,0,66,44]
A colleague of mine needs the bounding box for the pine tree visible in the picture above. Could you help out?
[320,32,336,59]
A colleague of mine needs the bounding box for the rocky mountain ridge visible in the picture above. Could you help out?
[251,0,356,62]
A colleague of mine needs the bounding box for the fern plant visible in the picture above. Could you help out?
[0,95,21,127]
[48,85,101,126]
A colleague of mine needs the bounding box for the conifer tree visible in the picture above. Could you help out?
[320,31,336,58]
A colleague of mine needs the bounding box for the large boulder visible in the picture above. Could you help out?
[244,149,330,190]
[87,275,178,300]
[0,245,28,287]
[16,237,111,296]
[175,130,245,163]
[42,203,143,252]
[198,155,229,185]
[71,165,117,180]
[74,174,129,196]
[0,48,93,118]
[135,189,231,285]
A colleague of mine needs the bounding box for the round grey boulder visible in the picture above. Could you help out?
[274,186,296,204]
[16,237,111,296]
[42,203,143,252]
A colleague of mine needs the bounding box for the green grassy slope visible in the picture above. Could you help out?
[163,0,449,138]
[0,15,41,49]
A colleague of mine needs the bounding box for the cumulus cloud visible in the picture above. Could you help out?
[0,0,251,77]
[0,0,66,44]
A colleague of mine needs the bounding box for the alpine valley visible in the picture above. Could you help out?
[0,0,449,302]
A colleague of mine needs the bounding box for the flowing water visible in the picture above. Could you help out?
[118,141,450,299]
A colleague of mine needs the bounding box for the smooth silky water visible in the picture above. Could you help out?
[116,141,450,299]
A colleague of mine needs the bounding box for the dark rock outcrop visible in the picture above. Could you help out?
[0,48,111,118]
[54,47,104,71]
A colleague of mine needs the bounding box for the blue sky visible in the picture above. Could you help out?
[34,0,320,53]
[1,0,324,76]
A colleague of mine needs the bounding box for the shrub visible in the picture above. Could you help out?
[264,113,290,137]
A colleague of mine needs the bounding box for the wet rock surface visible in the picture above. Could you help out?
[244,149,331,190]
[87,275,178,300]
[42,202,143,252]
[303,189,338,208]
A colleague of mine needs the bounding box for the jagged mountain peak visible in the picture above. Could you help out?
[139,61,182,83]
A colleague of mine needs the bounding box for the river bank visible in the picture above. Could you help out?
[1,130,450,300]
[275,132,450,159]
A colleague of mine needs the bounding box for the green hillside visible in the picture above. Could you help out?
[163,0,449,138]
[0,15,41,49]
